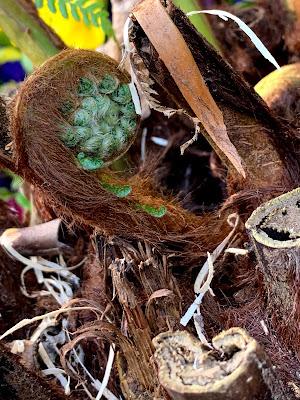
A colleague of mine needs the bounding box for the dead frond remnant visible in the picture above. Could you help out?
[132,0,246,178]
[246,187,300,349]
[130,0,299,196]
[0,219,72,257]
[153,328,286,400]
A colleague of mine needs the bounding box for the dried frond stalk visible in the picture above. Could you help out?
[130,1,299,195]
[132,0,245,178]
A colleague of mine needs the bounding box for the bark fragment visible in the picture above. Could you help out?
[153,328,286,400]
[0,342,75,400]
[0,219,73,257]
[246,187,300,347]
[130,1,299,194]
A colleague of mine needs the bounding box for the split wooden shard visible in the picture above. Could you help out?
[246,187,300,348]
[130,0,299,193]
[0,219,74,257]
[132,0,246,178]
[153,328,287,400]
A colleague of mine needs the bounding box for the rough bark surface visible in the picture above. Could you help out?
[153,328,285,400]
[246,187,300,348]
[130,1,299,195]
[0,342,75,400]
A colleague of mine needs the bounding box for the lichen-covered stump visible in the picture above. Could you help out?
[153,328,284,400]
[246,187,300,347]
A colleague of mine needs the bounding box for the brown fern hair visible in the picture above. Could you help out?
[10,49,229,262]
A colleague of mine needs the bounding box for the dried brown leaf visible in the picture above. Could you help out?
[146,289,174,306]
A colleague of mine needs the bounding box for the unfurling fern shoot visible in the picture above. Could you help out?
[12,49,139,184]
[11,49,169,224]
[10,49,228,258]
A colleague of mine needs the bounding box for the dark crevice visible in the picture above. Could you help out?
[261,226,296,241]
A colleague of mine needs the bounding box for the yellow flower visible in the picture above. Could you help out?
[36,1,106,50]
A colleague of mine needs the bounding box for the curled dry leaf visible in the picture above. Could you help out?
[132,0,246,178]
[146,288,174,306]
[145,288,174,318]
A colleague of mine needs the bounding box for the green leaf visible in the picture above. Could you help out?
[20,54,33,74]
[47,0,57,13]
[70,3,81,21]
[15,192,31,210]
[35,0,44,8]
[80,7,91,26]
[0,188,13,201]
[10,174,23,191]
[58,0,68,18]
[82,2,102,27]
[34,0,114,37]
[91,11,100,27]
[99,11,114,37]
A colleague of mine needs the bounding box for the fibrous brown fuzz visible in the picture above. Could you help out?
[11,49,229,264]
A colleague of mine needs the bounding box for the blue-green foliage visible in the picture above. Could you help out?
[34,0,113,37]
[77,152,104,170]
[100,181,132,198]
[60,74,137,171]
[58,75,166,216]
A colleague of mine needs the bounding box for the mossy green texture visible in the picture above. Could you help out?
[136,204,167,218]
[60,74,137,171]
[77,152,104,170]
[100,181,132,198]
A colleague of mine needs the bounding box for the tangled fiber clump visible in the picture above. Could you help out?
[10,49,229,262]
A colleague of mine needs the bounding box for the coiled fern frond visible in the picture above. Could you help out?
[34,0,113,36]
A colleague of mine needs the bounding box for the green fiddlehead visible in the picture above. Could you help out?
[59,71,166,217]
[60,74,137,170]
